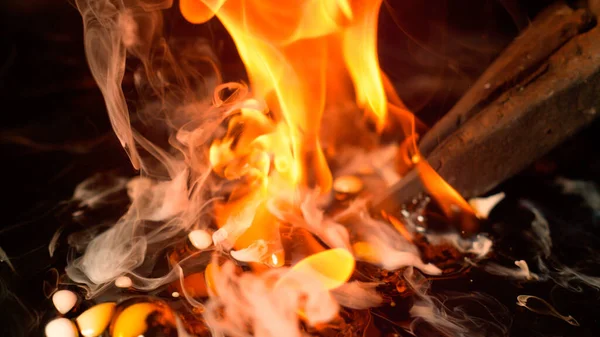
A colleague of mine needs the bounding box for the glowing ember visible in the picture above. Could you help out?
[110,299,177,337]
[76,302,115,337]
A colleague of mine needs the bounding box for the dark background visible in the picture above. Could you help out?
[2,1,600,336]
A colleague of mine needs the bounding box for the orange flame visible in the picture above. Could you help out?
[279,248,355,290]
[182,0,393,268]
[182,0,389,190]
[181,0,477,275]
[415,160,479,234]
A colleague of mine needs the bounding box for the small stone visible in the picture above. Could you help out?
[45,318,78,337]
[212,228,228,246]
[469,192,505,219]
[171,291,180,298]
[52,290,78,314]
[115,276,133,288]
[76,302,116,337]
[333,175,363,194]
[188,229,213,250]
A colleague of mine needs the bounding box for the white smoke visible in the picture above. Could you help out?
[66,1,537,336]
[404,267,511,337]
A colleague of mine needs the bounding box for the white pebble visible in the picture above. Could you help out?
[469,192,505,219]
[52,290,77,314]
[188,229,213,250]
[333,175,364,194]
[45,318,78,337]
[172,291,180,298]
[212,228,228,246]
[114,276,132,288]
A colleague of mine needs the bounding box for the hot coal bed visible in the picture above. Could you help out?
[1,1,600,337]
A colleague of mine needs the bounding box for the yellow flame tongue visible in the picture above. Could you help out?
[416,160,479,233]
[183,0,389,192]
[281,248,355,290]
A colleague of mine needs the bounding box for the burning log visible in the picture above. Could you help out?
[372,5,600,216]
[418,2,594,157]
[428,25,600,198]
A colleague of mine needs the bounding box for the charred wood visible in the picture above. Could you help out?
[372,8,600,216]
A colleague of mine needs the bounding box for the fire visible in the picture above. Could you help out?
[183,0,476,277]
[183,0,389,190]
[279,248,355,290]
[184,0,394,270]
[62,0,484,335]
[416,160,479,234]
